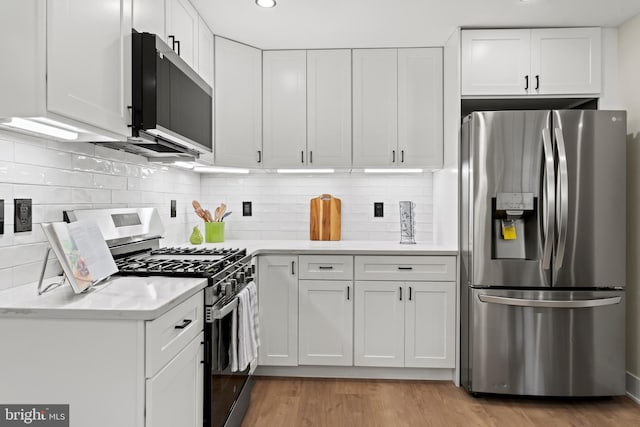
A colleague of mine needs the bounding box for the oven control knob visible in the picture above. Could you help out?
[229,278,238,292]
[223,281,233,297]
[236,271,246,284]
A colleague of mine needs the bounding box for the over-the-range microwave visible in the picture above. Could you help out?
[102,31,212,160]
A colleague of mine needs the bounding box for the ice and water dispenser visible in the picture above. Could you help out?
[492,192,538,260]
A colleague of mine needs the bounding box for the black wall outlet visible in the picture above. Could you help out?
[170,200,177,218]
[14,199,32,232]
[0,199,4,234]
[374,202,384,218]
[243,201,252,217]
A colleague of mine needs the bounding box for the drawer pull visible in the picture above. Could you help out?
[398,266,413,271]
[399,286,403,301]
[318,266,334,270]
[174,319,193,329]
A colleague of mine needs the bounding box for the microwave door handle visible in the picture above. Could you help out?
[554,127,569,269]
[541,128,555,270]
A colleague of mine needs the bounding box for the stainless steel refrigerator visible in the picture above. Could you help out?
[460,110,626,397]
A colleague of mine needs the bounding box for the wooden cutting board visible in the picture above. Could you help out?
[310,194,341,241]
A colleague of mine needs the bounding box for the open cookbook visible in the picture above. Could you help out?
[41,220,118,293]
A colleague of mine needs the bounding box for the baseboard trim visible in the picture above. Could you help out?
[627,371,640,405]
[255,365,454,381]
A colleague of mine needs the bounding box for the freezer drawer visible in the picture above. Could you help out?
[467,288,625,397]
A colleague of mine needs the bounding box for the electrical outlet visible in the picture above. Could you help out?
[374,202,384,218]
[243,201,252,217]
[0,199,4,235]
[170,200,177,218]
[14,199,32,233]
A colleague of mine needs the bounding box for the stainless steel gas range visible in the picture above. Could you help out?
[65,207,255,427]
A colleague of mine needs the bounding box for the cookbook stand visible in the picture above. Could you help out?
[36,247,113,295]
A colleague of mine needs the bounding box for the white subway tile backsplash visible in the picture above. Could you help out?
[0,267,14,291]
[0,140,14,162]
[71,188,112,204]
[72,154,114,174]
[92,173,127,190]
[14,184,72,204]
[14,143,72,169]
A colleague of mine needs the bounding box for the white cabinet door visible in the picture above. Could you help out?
[197,17,214,87]
[214,37,262,168]
[352,49,398,168]
[258,255,298,366]
[145,332,204,427]
[132,0,165,37]
[307,50,352,168]
[166,0,198,69]
[354,281,404,367]
[405,282,455,368]
[262,50,307,168]
[398,48,443,169]
[47,0,131,137]
[299,280,353,366]
[461,29,531,96]
[530,27,601,95]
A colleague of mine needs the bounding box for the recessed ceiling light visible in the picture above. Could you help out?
[256,0,276,8]
[193,166,250,174]
[276,169,335,174]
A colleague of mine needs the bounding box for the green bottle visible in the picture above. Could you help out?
[190,225,203,245]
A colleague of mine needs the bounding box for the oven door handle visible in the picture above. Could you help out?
[212,298,238,320]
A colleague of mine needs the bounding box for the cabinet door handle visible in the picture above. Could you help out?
[168,35,176,51]
[398,266,413,270]
[291,261,296,275]
[318,266,334,270]
[347,286,350,301]
[535,75,540,90]
[401,150,405,163]
[309,150,313,164]
[301,150,304,164]
[524,75,529,90]
[175,40,181,56]
[399,286,403,301]
[257,150,262,163]
[409,286,412,301]
[174,319,192,329]
[392,150,396,163]
[126,105,133,128]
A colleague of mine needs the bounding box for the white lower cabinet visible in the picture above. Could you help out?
[258,255,299,366]
[146,332,204,427]
[299,280,353,366]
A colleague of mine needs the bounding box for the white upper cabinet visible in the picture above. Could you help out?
[461,28,601,96]
[262,49,352,169]
[0,0,131,141]
[197,17,214,87]
[307,50,352,168]
[353,48,443,169]
[214,37,262,168]
[398,48,443,168]
[166,0,199,69]
[353,49,398,168]
[132,0,165,37]
[263,50,308,168]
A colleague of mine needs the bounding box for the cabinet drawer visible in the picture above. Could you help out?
[146,292,204,378]
[299,255,354,280]
[354,256,456,281]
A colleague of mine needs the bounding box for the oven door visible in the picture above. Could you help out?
[205,296,252,427]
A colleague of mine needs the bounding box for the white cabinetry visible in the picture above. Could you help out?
[214,37,263,168]
[166,0,199,69]
[258,255,298,366]
[0,0,131,141]
[353,48,443,168]
[263,50,352,169]
[461,28,601,96]
[354,256,456,369]
[298,255,354,366]
[197,17,214,87]
[133,0,165,37]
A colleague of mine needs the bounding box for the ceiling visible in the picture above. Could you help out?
[191,0,640,49]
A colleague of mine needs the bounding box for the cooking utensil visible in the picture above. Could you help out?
[310,194,341,241]
[192,200,211,222]
[205,209,214,222]
[220,211,232,222]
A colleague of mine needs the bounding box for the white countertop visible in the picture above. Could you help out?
[0,275,207,320]
[192,239,458,256]
[0,239,456,320]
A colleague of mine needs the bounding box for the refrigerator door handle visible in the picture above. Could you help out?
[554,128,569,269]
[478,294,621,308]
[541,128,555,270]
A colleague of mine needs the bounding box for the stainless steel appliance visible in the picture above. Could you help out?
[460,110,626,397]
[64,208,255,427]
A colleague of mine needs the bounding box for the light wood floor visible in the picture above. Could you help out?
[241,377,640,427]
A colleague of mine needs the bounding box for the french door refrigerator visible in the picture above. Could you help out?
[460,110,626,396]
